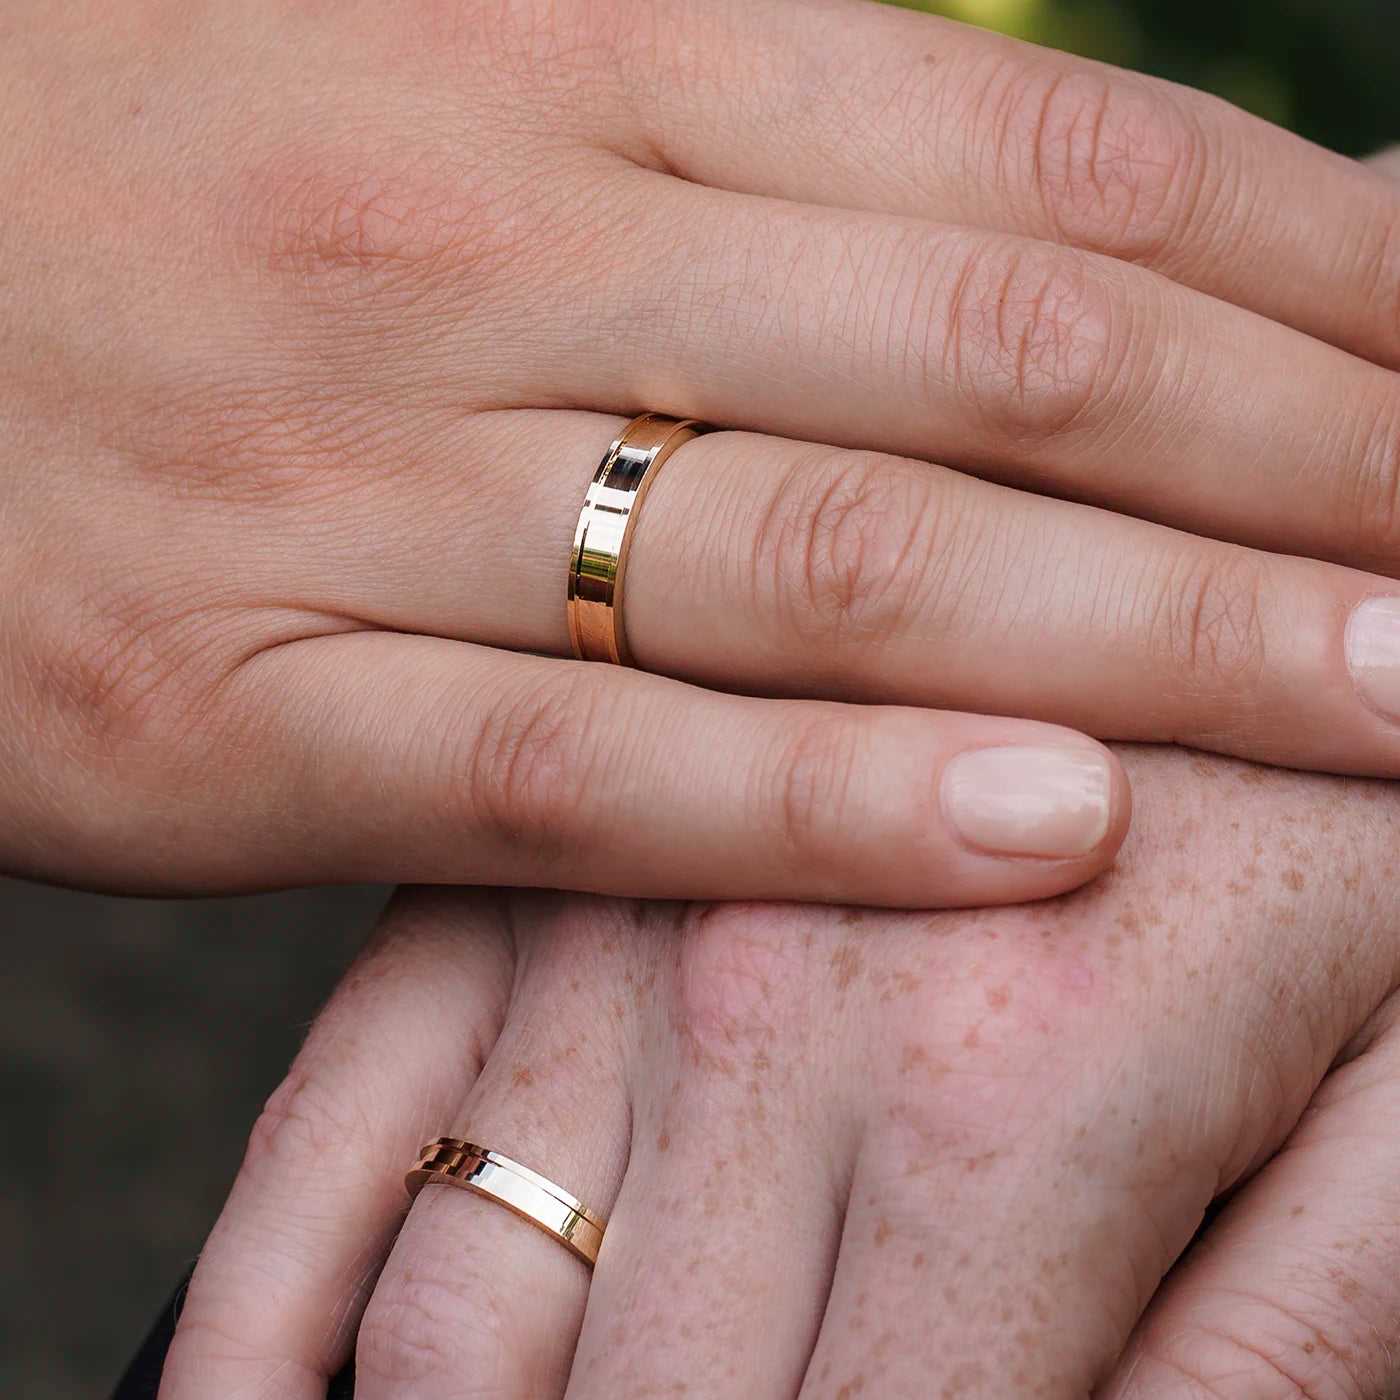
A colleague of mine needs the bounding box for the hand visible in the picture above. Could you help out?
[163,747,1400,1397]
[9,0,1400,900]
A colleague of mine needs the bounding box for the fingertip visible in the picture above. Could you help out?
[939,736,1127,865]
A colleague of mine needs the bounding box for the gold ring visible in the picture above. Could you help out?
[567,414,708,665]
[405,1138,607,1266]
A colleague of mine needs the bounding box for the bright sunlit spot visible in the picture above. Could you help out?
[935,0,1045,34]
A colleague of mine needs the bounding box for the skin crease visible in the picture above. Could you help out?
[11,0,1400,905]
[167,748,1400,1398]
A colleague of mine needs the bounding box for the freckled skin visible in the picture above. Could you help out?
[214,748,1400,1400]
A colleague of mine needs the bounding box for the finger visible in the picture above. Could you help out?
[563,908,846,1397]
[322,408,1400,779]
[1101,1001,1400,1400]
[354,893,633,1400]
[211,632,1128,905]
[160,888,514,1400]
[547,171,1400,580]
[622,0,1400,368]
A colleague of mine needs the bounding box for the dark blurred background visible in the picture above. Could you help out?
[5,2,1399,1397]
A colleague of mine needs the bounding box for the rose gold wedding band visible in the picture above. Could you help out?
[568,414,708,665]
[405,1138,607,1266]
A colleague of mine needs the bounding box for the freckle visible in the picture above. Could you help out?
[1283,867,1304,891]
[831,944,863,990]
[1303,1341,1316,1354]
[985,984,1010,1010]
[840,908,865,925]
[913,1252,925,1270]
[900,1044,928,1073]
[657,1128,671,1151]
[834,1378,865,1399]
[513,1066,534,1087]
[963,1024,981,1049]
[874,1220,891,1247]
[612,999,624,1019]
[569,978,580,992]
[1291,1204,1305,1217]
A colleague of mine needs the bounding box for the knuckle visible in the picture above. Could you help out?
[1139,1311,1366,1400]
[1157,548,1269,696]
[463,670,602,870]
[356,1267,505,1392]
[24,588,211,776]
[670,902,810,1064]
[241,1062,373,1186]
[1345,403,1400,570]
[229,144,540,315]
[1009,64,1208,259]
[751,450,933,660]
[940,235,1117,441]
[767,710,870,881]
[882,937,1105,1167]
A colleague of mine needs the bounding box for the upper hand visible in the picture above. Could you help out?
[8,0,1400,900]
[165,746,1400,1397]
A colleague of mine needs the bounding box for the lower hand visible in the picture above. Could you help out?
[162,746,1400,1396]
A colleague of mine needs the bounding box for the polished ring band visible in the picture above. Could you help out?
[405,1138,607,1266]
[568,413,708,665]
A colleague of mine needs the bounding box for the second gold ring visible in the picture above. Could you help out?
[567,414,708,666]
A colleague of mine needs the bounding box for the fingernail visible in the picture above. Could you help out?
[1348,597,1400,721]
[942,746,1112,858]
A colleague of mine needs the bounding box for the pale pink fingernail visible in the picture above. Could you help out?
[1348,597,1400,722]
[942,746,1112,858]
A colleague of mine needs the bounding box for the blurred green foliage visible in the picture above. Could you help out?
[884,0,1399,155]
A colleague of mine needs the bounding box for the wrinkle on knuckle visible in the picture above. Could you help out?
[1156,547,1268,698]
[242,1063,377,1186]
[229,144,543,316]
[751,449,933,662]
[1142,1309,1366,1400]
[356,1267,509,1392]
[1005,63,1208,262]
[462,670,602,870]
[766,710,868,883]
[1346,402,1400,571]
[939,235,1117,442]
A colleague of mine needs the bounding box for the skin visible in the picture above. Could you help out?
[167,747,1400,1398]
[9,0,1400,905]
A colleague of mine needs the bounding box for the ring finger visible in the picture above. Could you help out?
[268,407,1400,778]
[354,892,636,1400]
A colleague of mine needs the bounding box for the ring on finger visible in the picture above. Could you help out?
[567,413,710,666]
[405,1137,608,1266]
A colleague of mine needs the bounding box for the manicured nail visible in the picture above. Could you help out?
[942,746,1112,858]
[1348,597,1400,722]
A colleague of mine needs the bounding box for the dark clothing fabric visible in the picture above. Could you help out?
[112,1271,356,1399]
